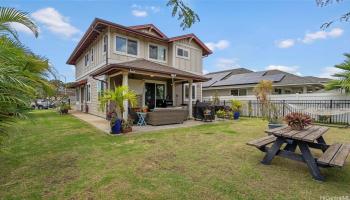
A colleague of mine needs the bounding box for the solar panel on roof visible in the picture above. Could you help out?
[211,73,285,87]
[202,71,231,87]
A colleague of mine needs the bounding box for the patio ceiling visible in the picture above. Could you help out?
[91,59,210,82]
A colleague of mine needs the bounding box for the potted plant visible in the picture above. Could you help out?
[267,103,284,129]
[216,109,225,119]
[230,99,242,120]
[226,110,234,120]
[59,102,70,114]
[99,86,137,134]
[121,118,133,134]
[110,112,122,134]
[284,112,312,130]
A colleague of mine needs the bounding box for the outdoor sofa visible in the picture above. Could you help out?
[146,107,188,125]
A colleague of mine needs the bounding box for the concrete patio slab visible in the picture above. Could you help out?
[70,110,216,134]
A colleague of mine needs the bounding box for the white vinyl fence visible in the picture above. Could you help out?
[203,93,350,125]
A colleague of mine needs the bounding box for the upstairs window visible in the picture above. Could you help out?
[176,47,189,59]
[149,44,166,61]
[103,35,107,53]
[116,36,138,56]
[84,54,89,66]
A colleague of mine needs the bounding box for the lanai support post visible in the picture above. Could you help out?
[188,80,193,119]
[122,71,128,120]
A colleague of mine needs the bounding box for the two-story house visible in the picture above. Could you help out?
[67,18,212,119]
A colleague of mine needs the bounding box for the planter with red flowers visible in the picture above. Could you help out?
[284,112,312,130]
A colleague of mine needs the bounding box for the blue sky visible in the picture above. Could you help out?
[3,0,350,82]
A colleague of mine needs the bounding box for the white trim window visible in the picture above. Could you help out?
[97,80,106,100]
[231,89,247,96]
[86,84,91,102]
[183,83,196,101]
[148,43,167,62]
[176,46,190,59]
[115,35,138,56]
[103,35,108,54]
[84,54,89,66]
[90,48,94,63]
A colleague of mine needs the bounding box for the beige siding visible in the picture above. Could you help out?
[173,39,203,75]
[108,29,169,66]
[75,32,106,80]
[75,75,106,118]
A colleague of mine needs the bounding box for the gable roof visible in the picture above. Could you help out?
[168,33,212,56]
[203,68,330,88]
[128,24,168,39]
[66,18,211,65]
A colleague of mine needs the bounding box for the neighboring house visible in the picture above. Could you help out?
[202,68,330,98]
[67,18,211,119]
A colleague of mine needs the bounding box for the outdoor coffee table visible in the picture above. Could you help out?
[136,112,147,126]
[247,125,350,181]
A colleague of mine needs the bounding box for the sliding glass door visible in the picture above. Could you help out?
[145,83,166,109]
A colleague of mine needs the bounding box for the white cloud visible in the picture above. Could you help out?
[318,67,342,78]
[131,4,160,17]
[205,40,230,51]
[132,10,148,17]
[202,69,209,75]
[266,65,302,76]
[302,28,344,44]
[276,39,295,48]
[215,58,239,69]
[10,22,38,35]
[31,7,80,38]
[276,28,344,48]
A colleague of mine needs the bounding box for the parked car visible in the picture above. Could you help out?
[34,99,50,109]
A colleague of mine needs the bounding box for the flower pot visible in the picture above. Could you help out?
[233,112,240,120]
[290,125,304,131]
[111,119,122,134]
[60,109,68,114]
[122,127,132,134]
[268,123,284,130]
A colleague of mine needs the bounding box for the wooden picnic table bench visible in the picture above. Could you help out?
[247,125,350,181]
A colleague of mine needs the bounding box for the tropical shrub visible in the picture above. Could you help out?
[254,80,273,119]
[99,86,137,126]
[230,99,242,113]
[216,109,225,118]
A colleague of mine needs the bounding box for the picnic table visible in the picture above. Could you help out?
[247,125,350,181]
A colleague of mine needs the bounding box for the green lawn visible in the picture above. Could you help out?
[0,110,349,199]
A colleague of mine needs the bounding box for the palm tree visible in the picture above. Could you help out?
[325,53,350,93]
[253,80,273,119]
[99,86,137,119]
[253,80,273,103]
[0,7,53,134]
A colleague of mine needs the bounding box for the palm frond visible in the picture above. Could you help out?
[0,7,38,38]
